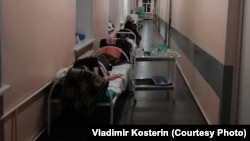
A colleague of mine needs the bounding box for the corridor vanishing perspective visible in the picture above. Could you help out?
[37,20,206,141]
[2,0,250,141]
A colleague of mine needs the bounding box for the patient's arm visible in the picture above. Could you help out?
[105,74,121,81]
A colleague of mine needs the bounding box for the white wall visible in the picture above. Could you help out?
[124,0,129,20]
[130,0,137,13]
[120,0,124,22]
[109,0,115,23]
[2,0,75,140]
[92,0,109,39]
[118,0,130,23]
[238,0,250,124]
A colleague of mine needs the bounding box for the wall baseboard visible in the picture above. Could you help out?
[176,63,210,125]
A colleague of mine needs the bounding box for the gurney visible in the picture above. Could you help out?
[96,38,137,124]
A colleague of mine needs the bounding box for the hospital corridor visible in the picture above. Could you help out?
[37,20,207,140]
[1,0,250,141]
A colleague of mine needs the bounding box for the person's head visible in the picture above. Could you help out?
[127,15,133,22]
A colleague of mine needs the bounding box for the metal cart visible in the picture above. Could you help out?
[133,49,181,104]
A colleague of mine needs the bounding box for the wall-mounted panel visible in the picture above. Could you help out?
[170,0,229,124]
[172,0,228,64]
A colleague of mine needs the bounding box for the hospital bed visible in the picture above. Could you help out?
[96,37,137,124]
[47,35,138,130]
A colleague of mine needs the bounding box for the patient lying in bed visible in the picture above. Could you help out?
[74,54,132,102]
[73,56,125,102]
[73,56,121,81]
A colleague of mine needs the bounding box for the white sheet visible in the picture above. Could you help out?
[107,63,132,95]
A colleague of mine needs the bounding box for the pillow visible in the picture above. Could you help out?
[101,53,121,66]
[98,46,122,59]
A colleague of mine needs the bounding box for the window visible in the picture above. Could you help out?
[143,0,151,13]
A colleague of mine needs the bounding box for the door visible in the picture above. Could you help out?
[237,0,250,124]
